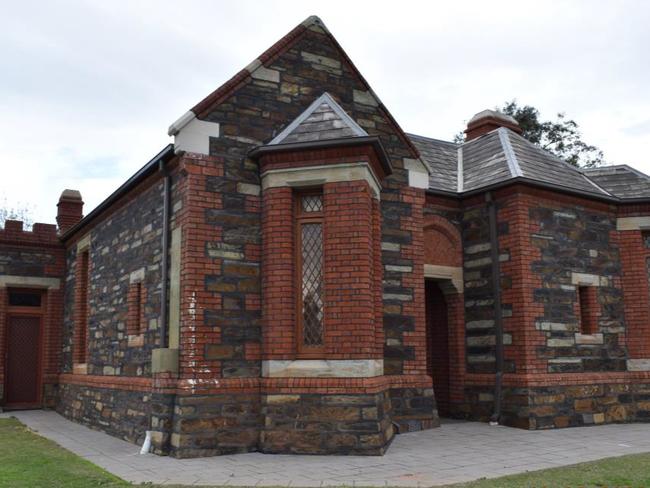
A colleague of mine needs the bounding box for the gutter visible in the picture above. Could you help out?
[60,144,176,242]
[426,176,650,205]
[486,192,504,424]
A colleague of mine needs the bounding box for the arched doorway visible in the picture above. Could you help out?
[425,280,450,417]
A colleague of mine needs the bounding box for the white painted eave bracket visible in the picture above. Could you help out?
[403,157,430,189]
[168,110,220,156]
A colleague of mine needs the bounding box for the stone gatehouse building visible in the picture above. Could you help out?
[2,16,650,457]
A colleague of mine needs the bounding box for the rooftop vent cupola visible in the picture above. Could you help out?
[57,189,84,234]
[464,109,523,141]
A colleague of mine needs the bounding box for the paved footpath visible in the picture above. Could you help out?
[4,410,650,486]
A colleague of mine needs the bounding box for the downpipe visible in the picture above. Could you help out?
[140,160,171,455]
[159,160,171,349]
[140,431,152,455]
[487,192,504,425]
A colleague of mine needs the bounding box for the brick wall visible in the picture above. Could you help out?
[0,220,65,407]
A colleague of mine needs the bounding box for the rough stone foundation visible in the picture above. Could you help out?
[260,391,395,455]
[389,387,439,432]
[57,383,151,445]
[457,382,650,429]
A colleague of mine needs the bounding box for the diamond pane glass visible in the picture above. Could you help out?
[301,194,323,213]
[301,223,324,346]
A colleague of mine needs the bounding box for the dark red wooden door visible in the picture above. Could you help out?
[425,281,450,417]
[5,315,41,408]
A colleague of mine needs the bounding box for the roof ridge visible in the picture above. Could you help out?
[269,92,368,145]
[507,129,590,176]
[580,173,614,196]
[457,146,464,192]
[406,133,458,146]
[498,127,523,178]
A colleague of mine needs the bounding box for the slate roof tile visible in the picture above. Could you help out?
[406,128,648,201]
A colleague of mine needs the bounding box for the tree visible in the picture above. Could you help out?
[455,101,605,168]
[0,198,34,229]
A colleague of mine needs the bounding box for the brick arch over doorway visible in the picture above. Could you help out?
[422,215,465,417]
[424,215,462,268]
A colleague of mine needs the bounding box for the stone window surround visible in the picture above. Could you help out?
[127,267,146,347]
[570,272,604,345]
[261,162,384,377]
[261,162,381,199]
[0,276,60,289]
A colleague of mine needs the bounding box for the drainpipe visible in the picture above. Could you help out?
[159,160,171,348]
[486,192,504,424]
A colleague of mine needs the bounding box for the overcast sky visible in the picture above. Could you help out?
[2,0,649,224]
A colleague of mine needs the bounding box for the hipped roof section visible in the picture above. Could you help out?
[410,127,650,202]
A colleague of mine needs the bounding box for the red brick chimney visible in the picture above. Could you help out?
[464,109,523,141]
[57,189,84,233]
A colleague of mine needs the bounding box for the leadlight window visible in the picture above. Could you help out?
[296,192,324,352]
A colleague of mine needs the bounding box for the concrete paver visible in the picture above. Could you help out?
[4,410,650,486]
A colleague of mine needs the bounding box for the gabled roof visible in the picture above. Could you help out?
[185,15,420,159]
[269,92,367,145]
[408,127,650,201]
[582,165,650,199]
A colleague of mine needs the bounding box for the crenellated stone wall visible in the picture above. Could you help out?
[0,220,65,407]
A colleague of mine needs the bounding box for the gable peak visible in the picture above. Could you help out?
[269,92,368,145]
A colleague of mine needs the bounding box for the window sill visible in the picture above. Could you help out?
[72,363,88,375]
[127,334,145,348]
[574,333,603,345]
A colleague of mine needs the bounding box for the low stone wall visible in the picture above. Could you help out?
[57,383,151,445]
[170,393,261,458]
[260,391,394,455]
[389,387,439,432]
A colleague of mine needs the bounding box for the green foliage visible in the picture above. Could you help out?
[500,100,604,168]
[0,198,34,229]
[455,101,606,168]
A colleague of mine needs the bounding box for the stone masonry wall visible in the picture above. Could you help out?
[194,21,423,374]
[529,200,625,372]
[261,391,394,455]
[62,174,169,376]
[170,392,261,458]
[461,199,513,374]
[187,18,434,441]
[57,380,151,444]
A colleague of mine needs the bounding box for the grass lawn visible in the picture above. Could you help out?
[2,416,650,488]
[448,452,650,487]
[0,417,127,488]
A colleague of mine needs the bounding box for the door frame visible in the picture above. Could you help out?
[3,288,45,409]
